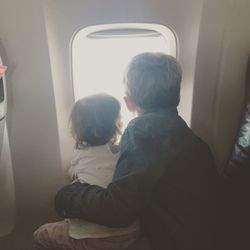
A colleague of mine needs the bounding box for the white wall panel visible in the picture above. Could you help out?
[43,0,204,170]
[0,0,64,248]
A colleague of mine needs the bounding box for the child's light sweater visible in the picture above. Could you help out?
[68,143,139,239]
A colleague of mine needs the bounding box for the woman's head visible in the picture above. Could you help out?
[124,52,182,111]
[70,94,121,148]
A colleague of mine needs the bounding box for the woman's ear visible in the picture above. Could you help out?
[124,96,138,113]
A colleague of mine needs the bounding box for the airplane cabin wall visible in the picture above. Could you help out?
[0,0,250,249]
[192,0,250,171]
[0,0,204,248]
[0,0,64,248]
[212,0,250,170]
[43,0,204,172]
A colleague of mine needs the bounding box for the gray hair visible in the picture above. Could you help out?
[124,52,182,110]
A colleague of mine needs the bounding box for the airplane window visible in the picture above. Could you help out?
[72,24,177,128]
[0,78,4,103]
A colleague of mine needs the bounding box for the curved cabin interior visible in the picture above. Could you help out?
[0,0,250,249]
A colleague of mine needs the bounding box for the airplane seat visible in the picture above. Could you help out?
[220,56,250,250]
[127,237,151,250]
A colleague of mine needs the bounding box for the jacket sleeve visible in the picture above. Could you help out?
[55,122,163,227]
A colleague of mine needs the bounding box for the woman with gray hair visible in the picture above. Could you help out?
[54,52,219,250]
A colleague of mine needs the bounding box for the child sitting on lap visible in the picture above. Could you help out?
[33,94,139,250]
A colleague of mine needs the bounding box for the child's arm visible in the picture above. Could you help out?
[67,151,84,181]
[67,162,80,181]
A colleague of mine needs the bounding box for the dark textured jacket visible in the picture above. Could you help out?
[55,108,219,250]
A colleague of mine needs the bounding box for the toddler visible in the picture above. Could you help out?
[33,93,139,250]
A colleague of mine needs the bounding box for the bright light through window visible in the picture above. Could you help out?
[72,24,177,129]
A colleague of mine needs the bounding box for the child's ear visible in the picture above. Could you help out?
[124,96,138,113]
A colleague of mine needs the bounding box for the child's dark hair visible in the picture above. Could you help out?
[70,94,121,149]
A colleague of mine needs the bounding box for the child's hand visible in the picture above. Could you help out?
[71,173,78,181]
[0,65,7,79]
